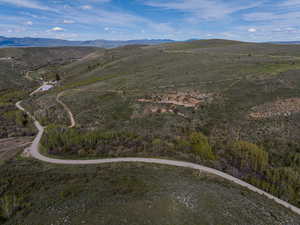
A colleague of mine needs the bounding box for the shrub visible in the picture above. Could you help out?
[189,132,215,160]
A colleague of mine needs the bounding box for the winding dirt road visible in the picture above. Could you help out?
[56,91,76,128]
[15,89,300,216]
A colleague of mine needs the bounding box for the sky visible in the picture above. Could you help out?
[1,0,300,41]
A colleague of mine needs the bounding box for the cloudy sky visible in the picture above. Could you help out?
[1,0,300,41]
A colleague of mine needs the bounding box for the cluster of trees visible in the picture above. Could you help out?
[0,194,20,221]
[227,141,269,173]
[3,110,28,128]
[41,125,144,156]
[42,126,216,162]
[175,132,215,160]
[248,167,300,206]
[224,140,299,206]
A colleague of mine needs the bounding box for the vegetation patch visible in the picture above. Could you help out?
[0,160,299,224]
[60,74,118,90]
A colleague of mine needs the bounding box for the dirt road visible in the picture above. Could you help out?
[56,91,76,128]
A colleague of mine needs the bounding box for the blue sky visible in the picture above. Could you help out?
[1,0,300,41]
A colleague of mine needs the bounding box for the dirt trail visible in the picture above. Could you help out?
[25,71,33,81]
[56,91,76,128]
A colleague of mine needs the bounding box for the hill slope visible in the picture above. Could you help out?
[21,39,300,209]
[0,47,98,140]
[0,46,98,91]
[1,160,299,224]
[1,39,300,223]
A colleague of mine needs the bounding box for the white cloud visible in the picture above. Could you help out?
[278,0,300,6]
[25,20,33,25]
[81,5,92,10]
[63,19,75,24]
[149,22,175,33]
[248,28,257,32]
[145,0,262,20]
[51,27,64,31]
[0,0,52,11]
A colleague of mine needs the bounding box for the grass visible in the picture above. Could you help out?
[162,39,246,50]
[59,74,119,90]
[239,61,300,76]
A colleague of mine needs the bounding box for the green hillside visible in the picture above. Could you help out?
[0,47,98,91]
[1,40,300,223]
[23,40,300,208]
[161,39,247,50]
[1,160,299,225]
[0,47,98,139]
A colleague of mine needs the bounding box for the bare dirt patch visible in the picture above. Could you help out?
[0,136,32,161]
[137,105,186,118]
[138,91,213,108]
[249,98,300,119]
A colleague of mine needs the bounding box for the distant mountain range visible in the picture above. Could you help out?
[269,41,300,45]
[0,36,175,48]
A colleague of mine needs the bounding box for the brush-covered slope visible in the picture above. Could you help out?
[1,160,299,224]
[23,39,300,209]
[1,40,300,224]
[0,47,99,91]
[0,47,99,140]
[160,39,247,50]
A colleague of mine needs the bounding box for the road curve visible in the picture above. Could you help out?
[56,91,76,128]
[15,100,300,216]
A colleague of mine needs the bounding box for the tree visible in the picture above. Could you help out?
[229,141,269,172]
[55,73,61,81]
[15,111,28,127]
[189,132,215,160]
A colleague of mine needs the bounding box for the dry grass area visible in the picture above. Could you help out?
[138,91,213,108]
[132,105,186,118]
[249,98,300,119]
[0,137,32,161]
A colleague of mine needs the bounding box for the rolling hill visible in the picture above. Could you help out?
[1,39,300,224]
[23,39,300,208]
